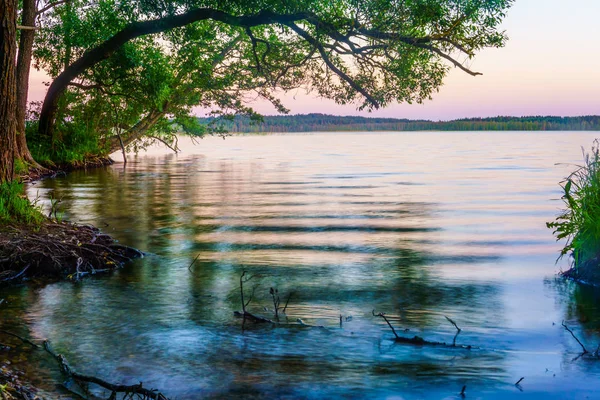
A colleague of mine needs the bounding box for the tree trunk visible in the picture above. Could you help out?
[105,109,166,154]
[15,0,41,168]
[0,0,18,183]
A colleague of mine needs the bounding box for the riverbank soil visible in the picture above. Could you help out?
[562,258,600,286]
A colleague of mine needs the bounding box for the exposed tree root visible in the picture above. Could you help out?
[0,222,143,284]
[44,341,169,400]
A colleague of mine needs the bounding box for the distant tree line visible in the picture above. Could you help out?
[200,114,600,133]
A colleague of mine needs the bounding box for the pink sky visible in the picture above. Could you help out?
[28,0,600,121]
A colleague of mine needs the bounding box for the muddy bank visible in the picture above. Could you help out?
[562,258,600,287]
[18,156,114,183]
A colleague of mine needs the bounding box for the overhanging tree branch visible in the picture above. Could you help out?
[285,21,380,108]
[38,9,315,138]
[37,6,496,138]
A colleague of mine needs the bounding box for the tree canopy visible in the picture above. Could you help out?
[0,0,514,182]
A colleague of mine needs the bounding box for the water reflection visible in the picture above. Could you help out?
[7,132,600,398]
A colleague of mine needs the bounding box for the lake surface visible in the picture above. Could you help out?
[4,132,600,399]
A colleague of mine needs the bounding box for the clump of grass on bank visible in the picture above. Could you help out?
[0,182,44,226]
[548,140,600,273]
[26,120,106,167]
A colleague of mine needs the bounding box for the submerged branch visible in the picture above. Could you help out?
[0,330,39,348]
[562,321,588,354]
[445,315,462,347]
[373,310,474,349]
[44,341,169,400]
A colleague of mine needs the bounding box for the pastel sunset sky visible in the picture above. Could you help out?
[27,0,600,121]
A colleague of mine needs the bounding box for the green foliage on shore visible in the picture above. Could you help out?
[201,114,600,133]
[0,182,44,225]
[26,118,104,166]
[548,140,600,268]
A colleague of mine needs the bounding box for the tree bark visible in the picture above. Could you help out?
[105,109,166,154]
[0,0,18,183]
[15,0,41,168]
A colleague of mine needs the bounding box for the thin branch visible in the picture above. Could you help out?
[147,135,180,153]
[0,329,39,348]
[285,21,380,108]
[44,341,168,399]
[245,27,263,73]
[413,43,481,76]
[17,25,38,30]
[1,264,31,282]
[562,321,588,354]
[188,254,200,271]
[282,292,293,314]
[36,0,70,16]
[372,310,400,339]
[515,377,525,385]
[445,315,462,346]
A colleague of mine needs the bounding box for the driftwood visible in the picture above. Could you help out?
[44,341,169,400]
[372,310,473,349]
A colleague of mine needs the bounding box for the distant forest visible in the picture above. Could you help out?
[200,114,600,132]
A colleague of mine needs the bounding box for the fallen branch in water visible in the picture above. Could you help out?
[187,254,200,271]
[445,315,462,347]
[562,321,588,354]
[282,292,293,314]
[270,287,281,321]
[372,310,473,349]
[44,341,169,400]
[515,377,524,385]
[0,330,39,349]
[233,310,274,323]
[238,271,272,326]
[0,265,30,283]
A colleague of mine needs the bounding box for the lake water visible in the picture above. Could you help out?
[4,132,600,399]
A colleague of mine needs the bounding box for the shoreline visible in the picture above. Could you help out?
[1,158,145,399]
[1,157,143,286]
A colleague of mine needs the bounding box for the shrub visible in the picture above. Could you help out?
[547,140,600,268]
[0,182,45,225]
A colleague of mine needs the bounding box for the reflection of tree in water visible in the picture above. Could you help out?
[547,278,600,333]
[27,156,512,396]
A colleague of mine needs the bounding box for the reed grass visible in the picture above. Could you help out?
[548,140,600,269]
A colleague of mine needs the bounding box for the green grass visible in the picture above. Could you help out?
[0,181,45,225]
[548,139,600,268]
[26,120,106,167]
